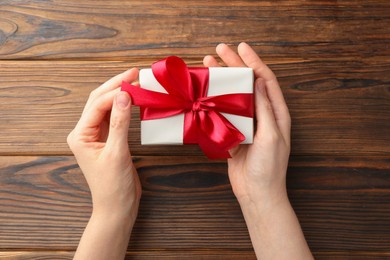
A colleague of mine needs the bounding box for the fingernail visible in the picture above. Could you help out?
[116,91,130,108]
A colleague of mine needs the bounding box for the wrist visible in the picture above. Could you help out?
[92,194,140,227]
[237,189,313,260]
[238,191,294,238]
[91,206,138,232]
[234,178,289,206]
[236,187,290,216]
[92,197,140,218]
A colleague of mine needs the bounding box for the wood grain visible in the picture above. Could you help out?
[0,0,389,60]
[0,251,255,260]
[0,60,388,156]
[1,251,390,260]
[1,0,389,258]
[0,156,389,253]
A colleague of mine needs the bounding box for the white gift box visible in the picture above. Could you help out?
[139,67,254,145]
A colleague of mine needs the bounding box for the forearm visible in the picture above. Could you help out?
[73,210,136,260]
[239,194,313,260]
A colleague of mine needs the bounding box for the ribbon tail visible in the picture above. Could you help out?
[198,138,232,159]
[184,110,245,159]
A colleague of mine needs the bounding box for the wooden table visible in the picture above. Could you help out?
[1,1,389,259]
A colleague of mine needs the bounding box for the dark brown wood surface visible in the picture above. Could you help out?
[0,1,389,259]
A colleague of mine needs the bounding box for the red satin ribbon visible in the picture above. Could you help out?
[121,56,253,159]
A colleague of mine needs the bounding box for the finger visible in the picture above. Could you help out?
[203,55,221,67]
[237,42,276,81]
[76,88,120,132]
[84,68,139,112]
[238,42,291,142]
[99,68,139,96]
[105,91,132,153]
[215,43,246,67]
[254,79,279,139]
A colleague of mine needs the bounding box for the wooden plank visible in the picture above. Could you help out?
[0,251,73,260]
[0,156,389,252]
[313,252,390,260]
[0,250,256,260]
[0,1,389,60]
[1,0,388,259]
[0,60,389,156]
[1,251,390,260]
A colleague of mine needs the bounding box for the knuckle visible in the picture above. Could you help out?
[266,76,278,86]
[88,89,99,99]
[264,99,273,112]
[286,117,292,130]
[66,131,74,147]
[110,115,125,129]
[137,189,142,200]
[269,132,280,142]
[66,130,82,152]
[284,110,291,121]
[286,142,291,152]
[264,131,281,145]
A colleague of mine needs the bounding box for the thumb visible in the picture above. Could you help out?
[106,91,132,153]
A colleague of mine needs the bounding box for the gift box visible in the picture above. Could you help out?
[122,56,254,159]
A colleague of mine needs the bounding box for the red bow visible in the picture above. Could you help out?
[121,56,253,159]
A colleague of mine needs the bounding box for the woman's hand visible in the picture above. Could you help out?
[204,43,313,260]
[67,68,141,260]
[204,42,291,206]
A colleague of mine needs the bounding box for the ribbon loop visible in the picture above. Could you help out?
[121,56,253,159]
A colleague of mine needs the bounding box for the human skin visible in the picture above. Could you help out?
[67,68,141,260]
[204,43,313,259]
[69,43,312,259]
